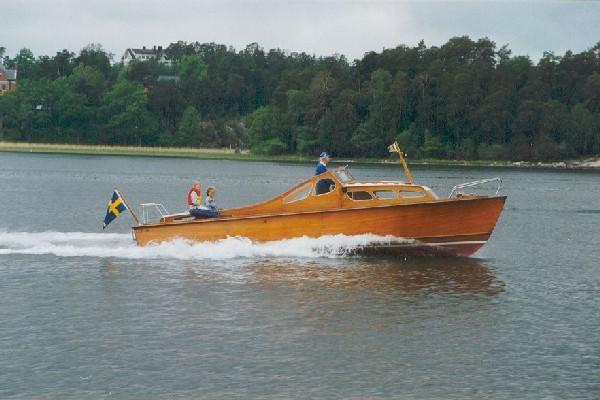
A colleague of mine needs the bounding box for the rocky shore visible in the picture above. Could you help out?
[498,158,600,170]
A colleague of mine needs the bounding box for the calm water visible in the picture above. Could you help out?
[0,152,599,399]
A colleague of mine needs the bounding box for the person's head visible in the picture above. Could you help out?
[319,151,330,164]
[206,186,216,197]
[193,181,201,191]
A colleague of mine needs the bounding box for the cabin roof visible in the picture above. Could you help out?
[342,181,410,188]
[325,167,416,189]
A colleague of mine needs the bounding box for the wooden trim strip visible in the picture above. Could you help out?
[136,196,506,229]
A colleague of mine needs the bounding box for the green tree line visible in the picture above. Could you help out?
[1,38,599,161]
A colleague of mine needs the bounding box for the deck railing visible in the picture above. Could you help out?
[449,177,502,198]
[140,203,169,224]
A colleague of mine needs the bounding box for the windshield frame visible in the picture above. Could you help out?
[334,166,354,183]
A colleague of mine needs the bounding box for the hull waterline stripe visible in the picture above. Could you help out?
[425,240,487,246]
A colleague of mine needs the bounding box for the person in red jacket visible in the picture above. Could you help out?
[187,181,203,209]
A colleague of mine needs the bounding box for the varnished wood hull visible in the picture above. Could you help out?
[133,196,506,256]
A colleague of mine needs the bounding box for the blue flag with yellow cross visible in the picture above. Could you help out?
[103,190,128,229]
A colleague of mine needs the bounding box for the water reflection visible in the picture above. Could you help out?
[246,256,504,297]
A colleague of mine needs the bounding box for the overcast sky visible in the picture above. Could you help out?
[2,0,599,63]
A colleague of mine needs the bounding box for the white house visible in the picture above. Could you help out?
[121,46,171,65]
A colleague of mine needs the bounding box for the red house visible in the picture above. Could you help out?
[0,64,18,96]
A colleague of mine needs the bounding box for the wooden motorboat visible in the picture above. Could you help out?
[132,145,506,256]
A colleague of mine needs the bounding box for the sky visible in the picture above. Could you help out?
[2,0,599,63]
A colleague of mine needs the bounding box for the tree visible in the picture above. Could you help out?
[511,100,543,153]
[0,38,598,161]
[351,69,396,157]
[174,106,201,146]
[247,106,275,151]
[165,41,197,62]
[53,49,76,77]
[301,70,336,155]
[175,53,207,106]
[176,54,207,82]
[124,59,162,86]
[69,64,106,106]
[148,80,186,134]
[328,89,357,156]
[6,79,53,142]
[567,103,597,155]
[473,89,513,145]
[76,44,112,77]
[583,73,600,113]
[12,48,36,79]
[421,129,445,158]
[47,77,88,143]
[101,78,156,145]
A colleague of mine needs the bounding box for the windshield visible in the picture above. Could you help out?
[334,167,354,183]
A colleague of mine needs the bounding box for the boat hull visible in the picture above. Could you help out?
[133,196,506,256]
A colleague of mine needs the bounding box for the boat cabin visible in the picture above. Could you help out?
[158,167,439,223]
[219,166,439,219]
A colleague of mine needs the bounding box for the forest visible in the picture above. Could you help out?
[1,37,599,161]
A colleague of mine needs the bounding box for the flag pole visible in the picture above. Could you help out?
[391,142,414,184]
[115,187,141,225]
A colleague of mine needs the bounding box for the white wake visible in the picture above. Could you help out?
[0,230,411,260]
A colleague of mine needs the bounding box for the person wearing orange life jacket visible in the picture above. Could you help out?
[187,181,203,209]
[187,181,220,218]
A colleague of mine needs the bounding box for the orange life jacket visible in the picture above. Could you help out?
[187,187,202,206]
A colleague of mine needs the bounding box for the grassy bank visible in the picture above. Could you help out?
[0,141,311,162]
[1,141,599,170]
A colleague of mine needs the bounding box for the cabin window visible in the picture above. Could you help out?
[347,191,372,201]
[374,190,396,200]
[285,183,312,203]
[315,179,335,195]
[399,190,424,198]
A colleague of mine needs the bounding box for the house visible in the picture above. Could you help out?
[0,64,17,96]
[121,46,171,65]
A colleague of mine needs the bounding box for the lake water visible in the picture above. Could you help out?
[1,152,599,399]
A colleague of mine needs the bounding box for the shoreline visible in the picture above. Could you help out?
[1,141,599,171]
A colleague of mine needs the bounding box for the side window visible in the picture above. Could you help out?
[285,183,313,203]
[315,179,335,195]
[399,190,424,198]
[374,190,396,200]
[347,191,373,200]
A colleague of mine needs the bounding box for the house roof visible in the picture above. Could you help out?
[130,48,161,55]
[123,47,170,61]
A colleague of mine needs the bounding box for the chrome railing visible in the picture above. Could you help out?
[140,203,169,224]
[449,177,502,197]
